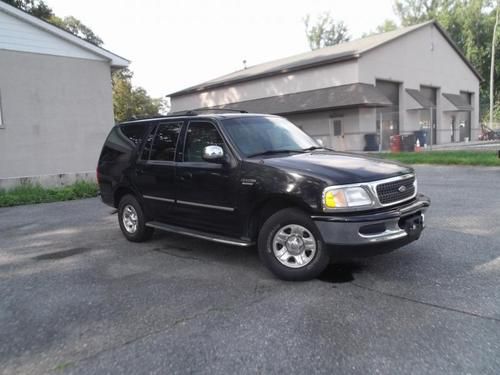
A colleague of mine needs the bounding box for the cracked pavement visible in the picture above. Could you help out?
[0,165,499,374]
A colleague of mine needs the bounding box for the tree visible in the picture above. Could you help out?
[112,69,166,122]
[1,0,103,45]
[363,19,399,37]
[3,0,167,120]
[49,16,103,46]
[304,12,350,50]
[393,0,445,26]
[2,0,53,19]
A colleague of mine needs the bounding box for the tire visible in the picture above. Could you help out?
[118,194,154,242]
[258,208,330,281]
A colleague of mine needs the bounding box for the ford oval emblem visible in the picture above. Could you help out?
[398,185,407,193]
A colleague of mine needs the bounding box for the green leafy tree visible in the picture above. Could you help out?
[363,19,399,37]
[112,69,166,122]
[2,0,102,45]
[2,0,53,19]
[304,12,350,50]
[49,15,103,46]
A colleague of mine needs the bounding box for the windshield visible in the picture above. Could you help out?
[220,116,320,157]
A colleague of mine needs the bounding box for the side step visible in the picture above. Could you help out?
[145,221,254,247]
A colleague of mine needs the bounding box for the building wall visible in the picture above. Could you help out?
[171,60,359,111]
[286,108,365,151]
[358,23,480,143]
[0,50,114,182]
[0,10,105,62]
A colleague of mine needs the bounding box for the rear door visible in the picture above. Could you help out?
[173,120,242,236]
[133,120,184,222]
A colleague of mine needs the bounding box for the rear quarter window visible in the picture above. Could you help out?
[99,124,147,163]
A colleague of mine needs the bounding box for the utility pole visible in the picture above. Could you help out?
[490,3,499,127]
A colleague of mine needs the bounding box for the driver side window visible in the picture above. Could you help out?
[184,122,224,162]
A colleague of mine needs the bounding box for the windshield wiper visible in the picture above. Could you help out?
[302,146,332,152]
[246,149,305,158]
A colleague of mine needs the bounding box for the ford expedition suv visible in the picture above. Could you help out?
[97,112,430,281]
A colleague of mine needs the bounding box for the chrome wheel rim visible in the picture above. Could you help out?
[122,204,138,234]
[272,224,317,269]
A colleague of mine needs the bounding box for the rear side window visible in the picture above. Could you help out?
[149,122,183,161]
[120,124,147,146]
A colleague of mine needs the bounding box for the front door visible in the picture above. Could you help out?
[330,118,344,150]
[133,120,183,222]
[174,120,241,236]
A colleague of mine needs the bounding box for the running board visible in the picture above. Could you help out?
[145,221,254,247]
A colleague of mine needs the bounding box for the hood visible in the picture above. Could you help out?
[259,151,413,185]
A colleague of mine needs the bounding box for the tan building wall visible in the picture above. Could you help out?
[0,50,114,184]
[358,23,480,143]
[171,60,359,111]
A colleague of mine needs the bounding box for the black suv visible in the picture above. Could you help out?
[97,112,430,280]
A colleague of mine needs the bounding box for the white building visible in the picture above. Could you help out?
[0,2,129,188]
[170,21,481,152]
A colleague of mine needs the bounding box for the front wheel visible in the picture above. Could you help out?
[258,208,330,281]
[118,194,154,242]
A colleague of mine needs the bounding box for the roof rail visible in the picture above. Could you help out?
[170,108,248,115]
[124,108,248,122]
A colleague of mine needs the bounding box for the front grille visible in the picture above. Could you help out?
[376,176,415,205]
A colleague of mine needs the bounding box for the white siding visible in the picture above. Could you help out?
[171,60,359,111]
[0,10,105,62]
[0,50,114,179]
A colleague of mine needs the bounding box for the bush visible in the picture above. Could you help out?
[0,181,99,207]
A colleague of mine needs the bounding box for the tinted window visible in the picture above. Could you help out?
[149,122,182,161]
[220,116,317,157]
[184,122,224,162]
[120,124,147,146]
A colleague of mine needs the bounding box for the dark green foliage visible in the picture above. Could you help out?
[0,181,99,207]
[304,12,351,50]
[377,150,500,166]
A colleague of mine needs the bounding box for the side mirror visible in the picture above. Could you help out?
[202,145,224,162]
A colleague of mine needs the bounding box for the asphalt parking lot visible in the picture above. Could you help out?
[1,165,499,374]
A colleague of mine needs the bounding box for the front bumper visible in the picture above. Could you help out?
[312,194,430,253]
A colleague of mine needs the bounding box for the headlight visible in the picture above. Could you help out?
[323,186,374,210]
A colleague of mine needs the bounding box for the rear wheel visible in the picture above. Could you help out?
[258,208,329,281]
[118,194,154,242]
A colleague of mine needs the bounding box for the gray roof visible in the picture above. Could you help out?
[170,20,482,97]
[442,93,473,111]
[200,83,392,115]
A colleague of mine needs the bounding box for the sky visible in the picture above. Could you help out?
[47,0,397,99]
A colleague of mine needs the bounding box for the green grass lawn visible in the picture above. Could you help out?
[0,181,99,208]
[377,150,500,166]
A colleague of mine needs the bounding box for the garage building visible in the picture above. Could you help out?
[0,2,128,188]
[169,21,481,152]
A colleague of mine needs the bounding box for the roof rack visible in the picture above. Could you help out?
[124,108,248,122]
[170,108,248,116]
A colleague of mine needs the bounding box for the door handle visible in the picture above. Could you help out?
[179,172,192,181]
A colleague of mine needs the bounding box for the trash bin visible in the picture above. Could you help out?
[364,133,379,151]
[401,134,416,152]
[390,135,402,153]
